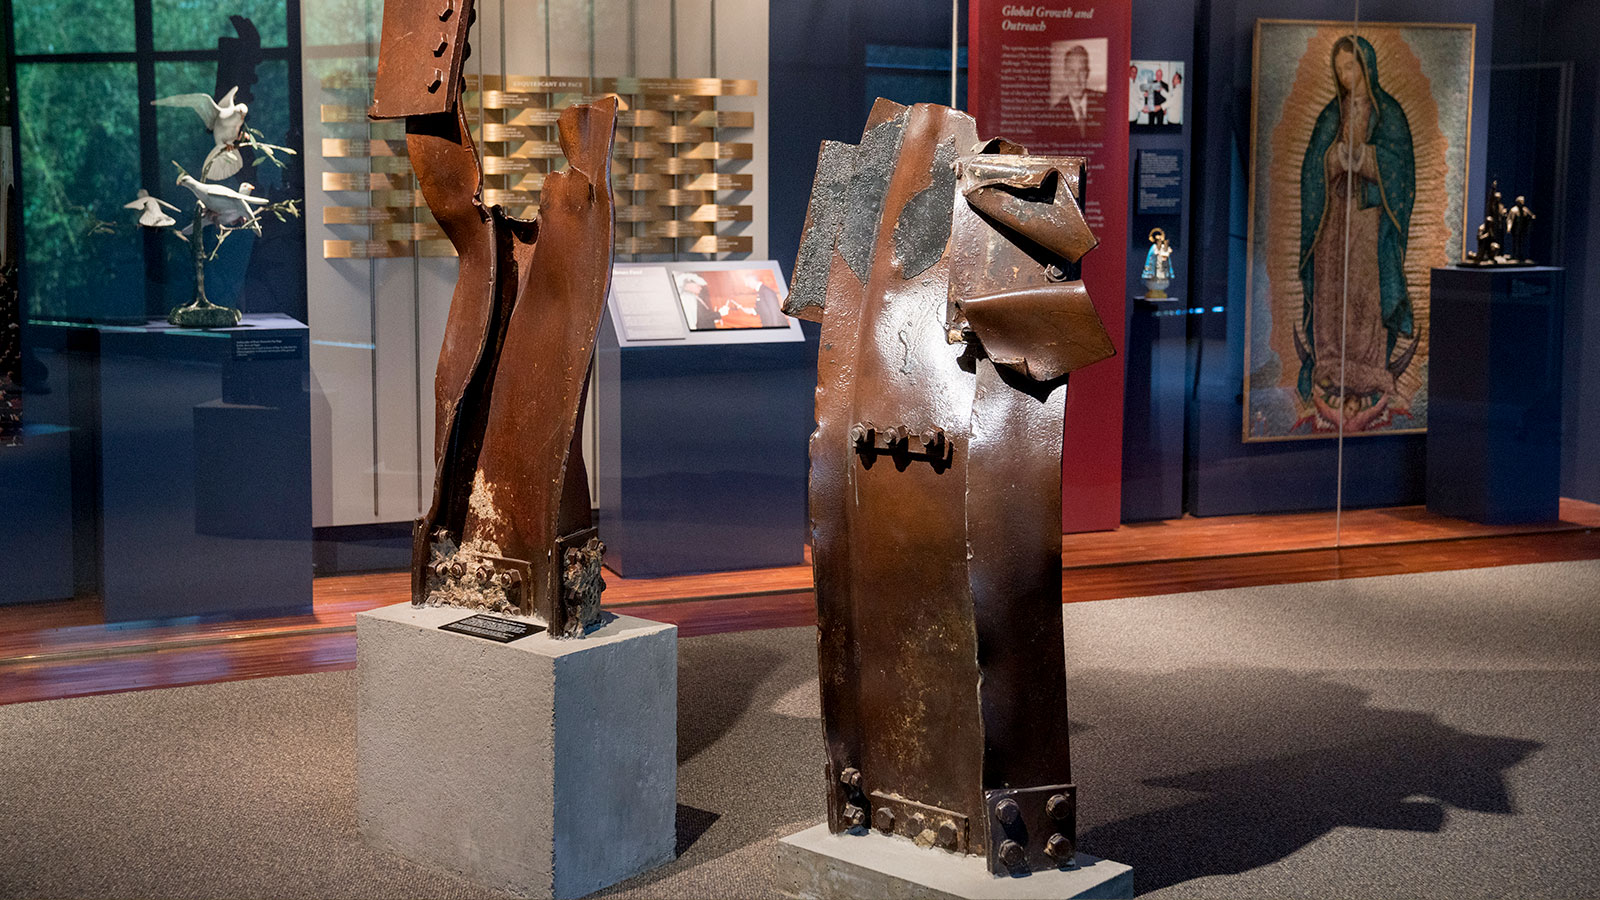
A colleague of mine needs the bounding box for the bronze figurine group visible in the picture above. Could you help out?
[1465,177,1538,266]
[374,6,1112,879]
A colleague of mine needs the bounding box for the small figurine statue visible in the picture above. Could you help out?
[1468,215,1501,265]
[1506,195,1536,262]
[1142,227,1174,298]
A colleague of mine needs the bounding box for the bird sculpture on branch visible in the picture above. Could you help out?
[176,174,269,233]
[152,86,249,179]
[123,189,180,229]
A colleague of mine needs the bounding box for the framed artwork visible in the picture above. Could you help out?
[1244,20,1475,441]
[1129,60,1184,125]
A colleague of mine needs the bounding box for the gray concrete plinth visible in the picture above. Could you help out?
[776,824,1133,900]
[357,603,677,899]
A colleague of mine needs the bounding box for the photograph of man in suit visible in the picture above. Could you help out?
[1049,40,1107,139]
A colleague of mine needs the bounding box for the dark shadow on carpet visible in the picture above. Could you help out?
[675,804,721,857]
[1072,669,1542,895]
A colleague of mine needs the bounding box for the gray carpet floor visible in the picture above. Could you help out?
[3,559,1598,899]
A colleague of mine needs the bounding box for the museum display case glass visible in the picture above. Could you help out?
[2,0,1596,690]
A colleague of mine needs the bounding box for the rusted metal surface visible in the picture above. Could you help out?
[785,100,1114,875]
[371,0,616,638]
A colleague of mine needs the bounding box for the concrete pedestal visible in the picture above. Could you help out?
[776,824,1132,900]
[357,603,677,899]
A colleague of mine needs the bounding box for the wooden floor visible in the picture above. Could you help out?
[3,499,1598,706]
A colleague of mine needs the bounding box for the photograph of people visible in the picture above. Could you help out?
[677,273,719,330]
[1048,38,1108,139]
[675,268,790,331]
[1131,61,1185,125]
[1147,66,1171,124]
[1127,63,1141,122]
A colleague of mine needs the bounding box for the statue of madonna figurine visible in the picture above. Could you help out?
[1142,227,1174,298]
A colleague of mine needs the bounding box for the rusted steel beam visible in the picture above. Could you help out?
[785,100,1114,874]
[371,0,616,638]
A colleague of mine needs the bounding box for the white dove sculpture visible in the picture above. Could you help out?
[152,86,249,180]
[123,189,180,228]
[176,174,269,234]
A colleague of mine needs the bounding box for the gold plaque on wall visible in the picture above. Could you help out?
[320,70,757,260]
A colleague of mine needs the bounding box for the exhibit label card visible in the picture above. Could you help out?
[233,335,306,361]
[610,266,689,342]
[1136,150,1183,215]
[440,614,545,643]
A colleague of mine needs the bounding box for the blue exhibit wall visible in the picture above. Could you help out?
[769,0,967,429]
[1125,0,1197,302]
[1185,0,1496,517]
[769,1,964,278]
[1526,0,1600,503]
[1121,0,1198,521]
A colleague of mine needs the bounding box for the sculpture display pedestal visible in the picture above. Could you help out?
[1122,295,1186,522]
[62,314,312,620]
[1426,266,1564,524]
[776,825,1133,900]
[356,603,677,899]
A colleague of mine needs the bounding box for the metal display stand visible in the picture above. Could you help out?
[596,262,810,577]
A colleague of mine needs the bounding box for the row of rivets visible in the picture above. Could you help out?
[849,422,948,453]
[431,559,521,586]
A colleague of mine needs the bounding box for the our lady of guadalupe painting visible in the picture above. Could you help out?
[1245,20,1475,440]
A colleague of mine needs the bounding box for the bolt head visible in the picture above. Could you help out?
[994,798,1021,825]
[427,68,444,92]
[908,812,927,835]
[999,839,1027,869]
[433,34,449,56]
[1045,833,1074,862]
[872,807,895,833]
[842,804,866,828]
[839,767,862,789]
[1046,793,1072,820]
[937,820,959,849]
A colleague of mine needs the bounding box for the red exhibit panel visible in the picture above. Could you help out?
[968,0,1132,533]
